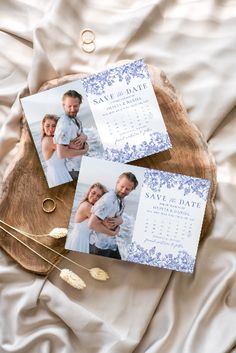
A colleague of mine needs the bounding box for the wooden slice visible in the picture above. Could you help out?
[0,63,217,274]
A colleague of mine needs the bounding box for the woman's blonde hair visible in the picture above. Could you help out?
[81,183,107,204]
[41,114,58,140]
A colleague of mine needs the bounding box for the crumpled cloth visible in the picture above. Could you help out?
[1,1,236,352]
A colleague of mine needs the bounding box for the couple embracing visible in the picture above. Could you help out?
[41,90,88,187]
[68,172,138,260]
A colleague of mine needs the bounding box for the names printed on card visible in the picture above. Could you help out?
[91,82,155,145]
[127,168,211,271]
[142,193,198,250]
[82,59,171,162]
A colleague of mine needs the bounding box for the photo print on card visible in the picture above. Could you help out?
[65,157,211,273]
[21,59,171,188]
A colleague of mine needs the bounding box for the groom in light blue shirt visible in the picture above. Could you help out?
[89,172,138,259]
[54,90,88,179]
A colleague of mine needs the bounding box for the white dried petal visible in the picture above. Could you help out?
[89,267,109,281]
[60,269,86,290]
[49,228,67,238]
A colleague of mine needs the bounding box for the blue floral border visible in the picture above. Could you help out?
[103,131,171,163]
[82,59,149,95]
[127,242,195,273]
[143,169,210,201]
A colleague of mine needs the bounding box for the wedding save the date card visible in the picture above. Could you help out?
[20,59,171,188]
[66,157,211,273]
[82,59,171,162]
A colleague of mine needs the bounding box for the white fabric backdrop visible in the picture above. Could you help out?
[1,1,236,352]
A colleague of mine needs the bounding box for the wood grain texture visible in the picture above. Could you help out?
[0,64,217,274]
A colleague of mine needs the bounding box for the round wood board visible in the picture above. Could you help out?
[0,63,217,275]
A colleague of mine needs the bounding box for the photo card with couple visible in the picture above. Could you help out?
[66,156,211,273]
[20,59,172,188]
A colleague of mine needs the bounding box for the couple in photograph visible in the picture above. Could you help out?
[69,172,139,260]
[41,90,88,187]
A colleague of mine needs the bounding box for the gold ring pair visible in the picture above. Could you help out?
[80,28,96,53]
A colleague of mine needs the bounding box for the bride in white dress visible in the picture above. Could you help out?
[68,183,108,253]
[41,114,72,188]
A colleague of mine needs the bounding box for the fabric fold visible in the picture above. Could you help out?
[1,1,236,352]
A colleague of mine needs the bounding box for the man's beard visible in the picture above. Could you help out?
[116,191,125,199]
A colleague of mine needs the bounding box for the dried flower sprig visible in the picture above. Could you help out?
[60,269,86,289]
[0,219,109,285]
[0,224,86,290]
[48,228,68,239]
[89,267,109,281]
[3,223,67,239]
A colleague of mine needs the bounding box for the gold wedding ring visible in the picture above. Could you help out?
[80,28,96,53]
[81,28,96,44]
[42,198,56,213]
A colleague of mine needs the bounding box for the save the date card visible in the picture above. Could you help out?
[20,59,171,188]
[65,157,211,273]
[82,58,171,162]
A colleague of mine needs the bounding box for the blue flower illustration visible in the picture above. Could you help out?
[127,242,195,273]
[103,132,171,163]
[82,59,149,95]
[143,169,210,201]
